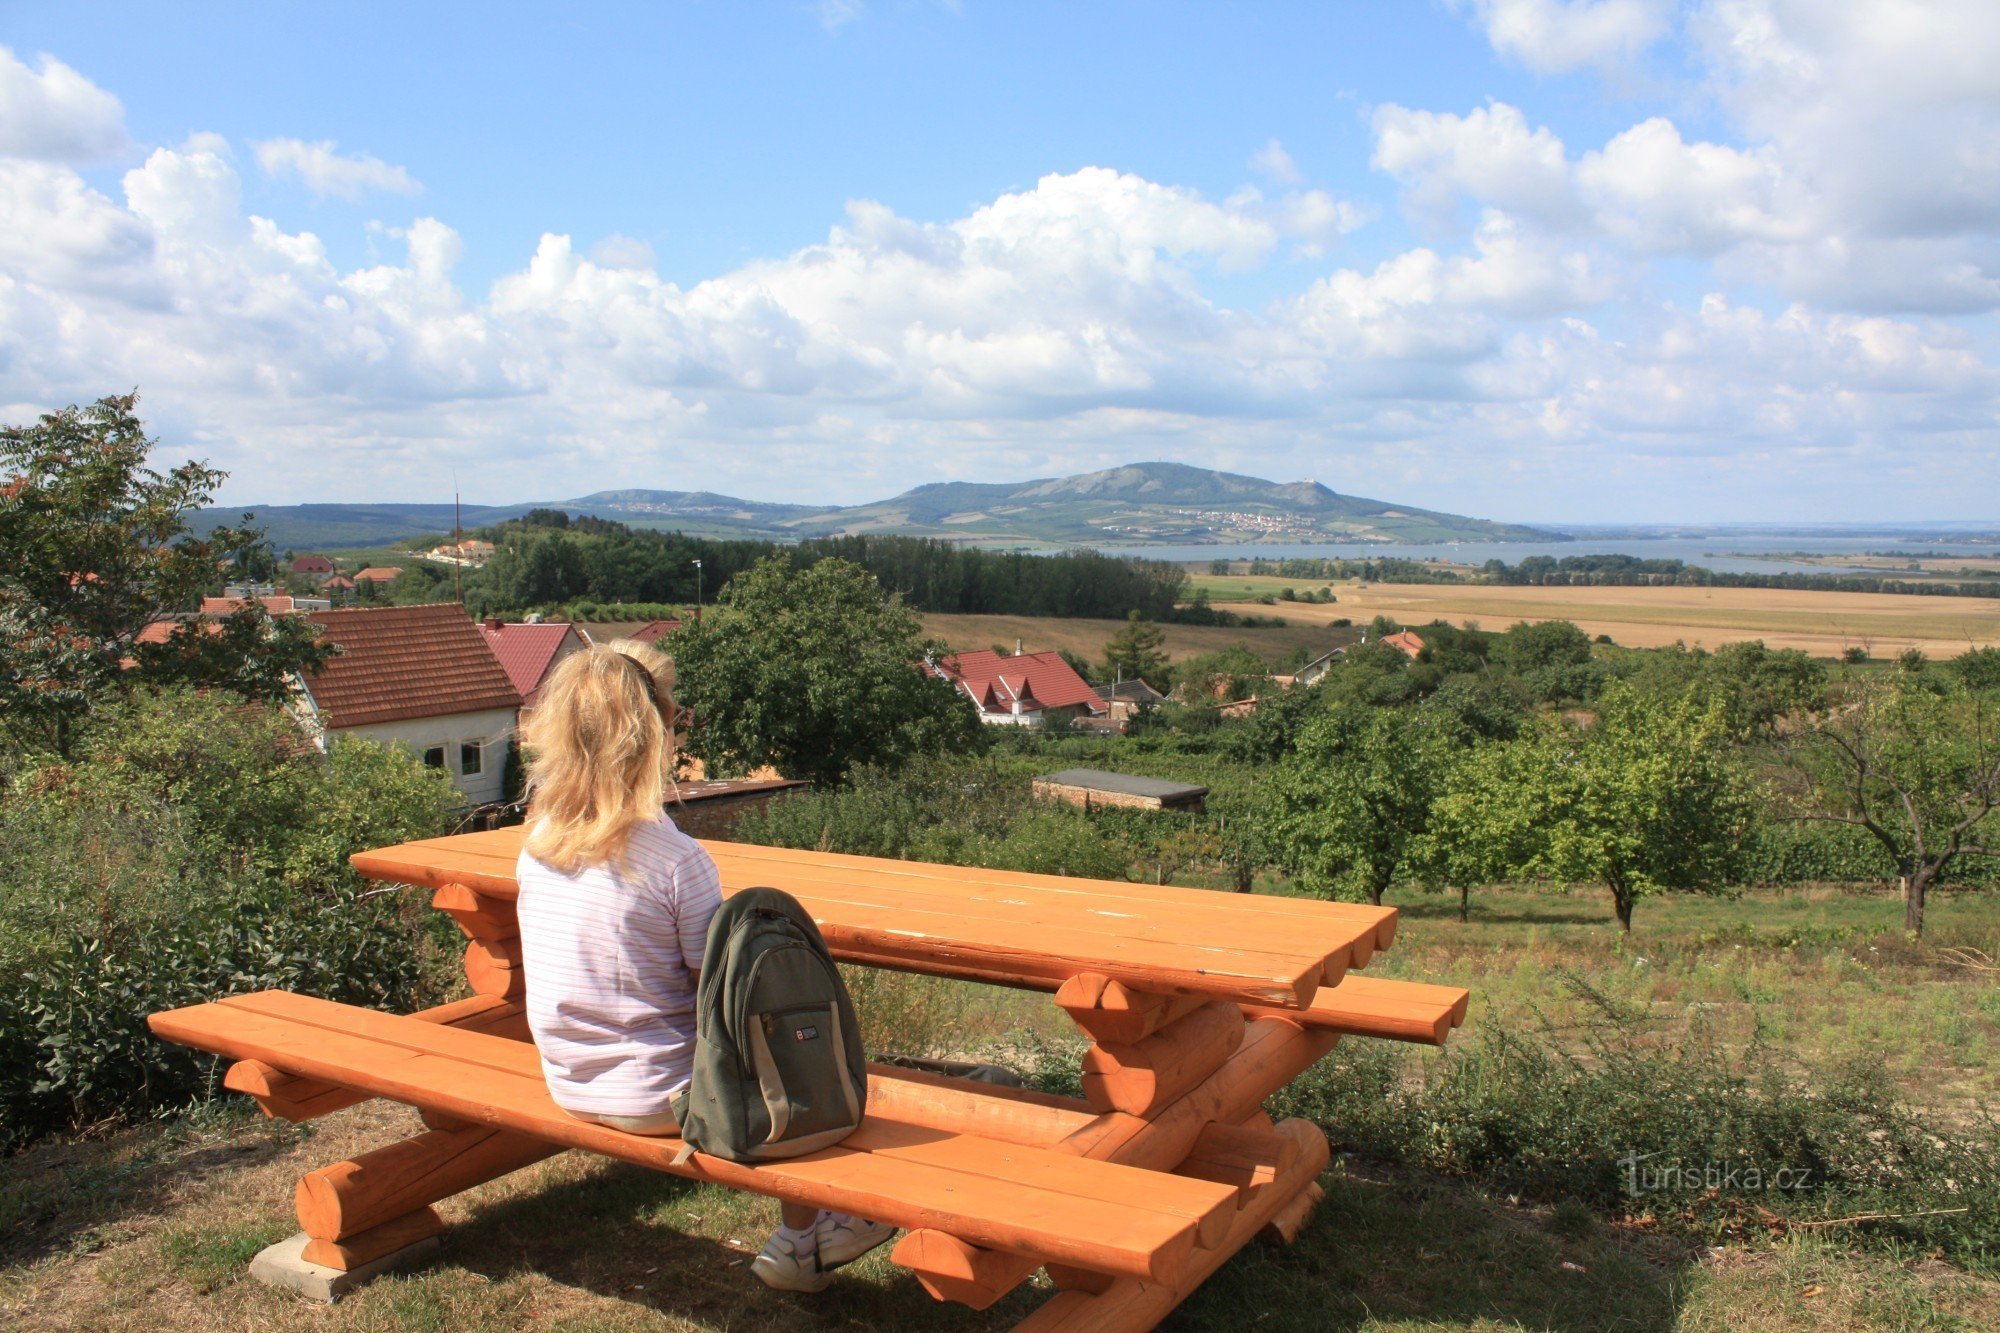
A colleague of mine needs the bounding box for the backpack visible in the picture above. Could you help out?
[670,888,868,1162]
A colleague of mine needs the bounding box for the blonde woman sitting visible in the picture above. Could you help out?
[515,641,893,1291]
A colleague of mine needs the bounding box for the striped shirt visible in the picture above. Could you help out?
[516,813,723,1117]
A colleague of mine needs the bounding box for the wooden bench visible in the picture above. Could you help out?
[148,828,1470,1329]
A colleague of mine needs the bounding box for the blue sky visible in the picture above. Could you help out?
[1,1,1996,523]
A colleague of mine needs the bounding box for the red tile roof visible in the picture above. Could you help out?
[353,566,403,583]
[628,618,684,644]
[479,620,585,707]
[303,604,522,729]
[290,555,335,575]
[935,649,1104,716]
[1380,630,1427,658]
[201,595,296,616]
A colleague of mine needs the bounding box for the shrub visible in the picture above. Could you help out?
[0,689,463,1146]
[1261,977,2000,1267]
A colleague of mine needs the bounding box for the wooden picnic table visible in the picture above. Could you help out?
[150,827,1469,1330]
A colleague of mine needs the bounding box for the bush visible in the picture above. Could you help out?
[0,689,463,1146]
[1743,819,2000,888]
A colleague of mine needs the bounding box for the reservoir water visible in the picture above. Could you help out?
[1088,535,1998,577]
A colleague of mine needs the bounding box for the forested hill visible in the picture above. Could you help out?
[199,461,1558,550]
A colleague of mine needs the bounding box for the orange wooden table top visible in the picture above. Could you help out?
[352,827,1398,1008]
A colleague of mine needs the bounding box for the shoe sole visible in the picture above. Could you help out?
[750,1256,832,1293]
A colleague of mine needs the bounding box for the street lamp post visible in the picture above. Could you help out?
[692,558,703,611]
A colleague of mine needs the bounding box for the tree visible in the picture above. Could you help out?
[1265,701,1462,905]
[1103,610,1169,685]
[1435,682,1749,930]
[0,394,329,756]
[670,555,984,787]
[1777,675,2000,935]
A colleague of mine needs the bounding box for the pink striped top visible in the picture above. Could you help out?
[515,813,724,1117]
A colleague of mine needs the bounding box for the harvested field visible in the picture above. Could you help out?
[1198,579,2000,657]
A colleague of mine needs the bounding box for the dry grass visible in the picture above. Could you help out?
[1192,577,2000,657]
[919,611,1345,665]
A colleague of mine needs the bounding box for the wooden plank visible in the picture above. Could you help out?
[296,1122,559,1240]
[354,829,1400,957]
[149,997,1220,1283]
[301,1207,445,1271]
[223,996,526,1122]
[1243,975,1471,1046]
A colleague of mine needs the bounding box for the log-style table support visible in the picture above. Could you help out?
[889,972,1334,1318]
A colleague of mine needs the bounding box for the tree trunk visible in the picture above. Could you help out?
[1905,865,1932,936]
[1458,883,1470,923]
[1368,881,1386,906]
[1611,880,1634,932]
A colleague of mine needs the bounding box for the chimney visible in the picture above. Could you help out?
[485,616,503,631]
[1014,638,1024,656]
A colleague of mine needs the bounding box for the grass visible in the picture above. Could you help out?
[6,883,2000,1328]
[1183,575,2000,658]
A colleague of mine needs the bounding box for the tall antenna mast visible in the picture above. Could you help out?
[452,471,463,605]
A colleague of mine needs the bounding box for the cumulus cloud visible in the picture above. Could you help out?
[253,138,421,199]
[0,46,125,162]
[1463,0,1673,74]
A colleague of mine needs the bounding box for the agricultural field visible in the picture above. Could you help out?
[6,884,2000,1330]
[920,610,1350,665]
[1191,574,2000,658]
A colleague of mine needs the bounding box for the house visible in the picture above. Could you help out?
[1095,677,1167,725]
[323,575,356,596]
[479,617,588,709]
[290,555,335,581]
[352,566,404,586]
[297,604,523,804]
[1282,648,1345,688]
[428,539,495,567]
[1032,768,1208,814]
[930,649,1106,727]
[1380,630,1427,659]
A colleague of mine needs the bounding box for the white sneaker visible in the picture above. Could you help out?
[751,1227,831,1293]
[815,1211,897,1269]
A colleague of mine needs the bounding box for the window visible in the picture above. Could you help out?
[460,741,483,776]
[422,745,446,769]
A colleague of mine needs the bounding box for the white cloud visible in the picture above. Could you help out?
[253,138,421,200]
[0,46,125,162]
[1372,102,1579,231]
[1464,0,1673,75]
[1249,138,1302,185]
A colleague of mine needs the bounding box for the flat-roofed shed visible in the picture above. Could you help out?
[1033,767,1209,813]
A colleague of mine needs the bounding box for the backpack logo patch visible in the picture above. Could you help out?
[793,1025,819,1042]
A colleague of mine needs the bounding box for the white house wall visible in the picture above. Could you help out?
[337,707,519,805]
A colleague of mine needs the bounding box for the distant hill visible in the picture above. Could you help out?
[199,462,1560,550]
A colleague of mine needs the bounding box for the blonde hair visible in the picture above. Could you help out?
[521,639,678,874]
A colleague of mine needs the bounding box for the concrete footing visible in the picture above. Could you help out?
[249,1231,442,1302]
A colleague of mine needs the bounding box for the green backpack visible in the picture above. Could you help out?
[670,888,868,1162]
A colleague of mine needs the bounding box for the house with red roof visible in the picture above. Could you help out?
[290,554,335,581]
[929,649,1106,728]
[1379,629,1427,659]
[297,604,523,803]
[479,617,588,709]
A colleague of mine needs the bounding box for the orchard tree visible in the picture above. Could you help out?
[0,394,329,756]
[1435,682,1750,930]
[671,555,983,787]
[1777,674,2000,935]
[1265,701,1463,905]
